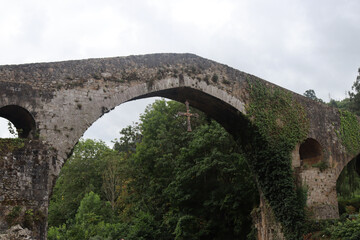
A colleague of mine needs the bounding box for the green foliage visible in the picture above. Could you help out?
[303,89,324,103]
[246,80,309,239]
[48,192,126,240]
[126,100,258,239]
[127,211,161,240]
[112,124,141,154]
[337,110,360,155]
[23,208,45,230]
[174,215,200,240]
[325,216,360,240]
[337,158,360,198]
[7,121,18,137]
[348,68,360,116]
[75,191,113,225]
[338,197,360,215]
[48,139,116,227]
[211,74,218,83]
[328,98,351,111]
[247,81,309,148]
[312,161,329,172]
[5,206,22,226]
[48,99,259,239]
[0,138,25,153]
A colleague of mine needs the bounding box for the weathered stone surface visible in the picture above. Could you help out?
[0,53,357,239]
[0,224,33,240]
[252,194,285,240]
[0,140,52,239]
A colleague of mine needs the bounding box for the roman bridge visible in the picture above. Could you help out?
[0,53,357,239]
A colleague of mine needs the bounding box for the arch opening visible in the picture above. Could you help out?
[336,155,360,215]
[49,96,260,239]
[0,117,18,138]
[130,86,248,140]
[0,105,36,138]
[299,138,323,166]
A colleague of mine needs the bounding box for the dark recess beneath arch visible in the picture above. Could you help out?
[299,138,323,165]
[0,105,36,138]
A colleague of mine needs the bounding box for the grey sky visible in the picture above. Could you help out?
[0,0,359,145]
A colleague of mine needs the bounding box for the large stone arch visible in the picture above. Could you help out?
[56,77,247,157]
[47,78,277,239]
[42,76,254,193]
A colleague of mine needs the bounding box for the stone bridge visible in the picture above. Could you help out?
[0,53,357,239]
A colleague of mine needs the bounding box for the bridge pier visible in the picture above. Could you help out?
[252,193,285,240]
[292,139,341,220]
[0,139,56,240]
[299,167,339,219]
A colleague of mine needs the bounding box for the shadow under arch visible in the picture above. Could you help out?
[336,154,360,199]
[299,138,323,166]
[129,86,250,140]
[0,105,36,138]
[336,154,360,215]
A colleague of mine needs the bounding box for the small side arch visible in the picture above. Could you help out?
[0,105,36,138]
[299,138,323,166]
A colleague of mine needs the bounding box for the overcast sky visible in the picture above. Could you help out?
[0,0,359,146]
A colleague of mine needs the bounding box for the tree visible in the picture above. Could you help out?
[75,191,113,226]
[348,68,360,115]
[48,192,125,240]
[102,154,123,210]
[303,89,324,103]
[48,139,116,227]
[113,124,141,155]
[121,100,258,239]
[328,98,352,111]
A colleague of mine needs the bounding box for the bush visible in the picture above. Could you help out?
[326,216,360,240]
[338,196,360,215]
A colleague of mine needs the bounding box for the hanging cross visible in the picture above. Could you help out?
[178,100,199,132]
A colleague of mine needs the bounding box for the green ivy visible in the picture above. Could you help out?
[337,110,360,155]
[246,81,309,148]
[312,161,329,172]
[0,138,25,153]
[244,80,309,239]
[5,206,22,226]
[325,216,360,239]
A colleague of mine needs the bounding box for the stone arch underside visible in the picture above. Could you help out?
[43,75,249,166]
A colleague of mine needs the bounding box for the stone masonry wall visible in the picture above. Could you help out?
[0,139,56,239]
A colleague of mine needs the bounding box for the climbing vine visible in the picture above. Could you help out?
[338,110,360,155]
[246,81,309,148]
[0,139,25,154]
[244,80,309,239]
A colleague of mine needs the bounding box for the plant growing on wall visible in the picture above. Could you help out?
[244,79,309,239]
[337,110,360,155]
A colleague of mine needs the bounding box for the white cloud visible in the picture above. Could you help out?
[0,118,16,138]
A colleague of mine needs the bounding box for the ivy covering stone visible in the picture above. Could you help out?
[244,80,309,239]
[338,110,360,155]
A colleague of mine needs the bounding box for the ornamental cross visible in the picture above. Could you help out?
[178,100,199,132]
